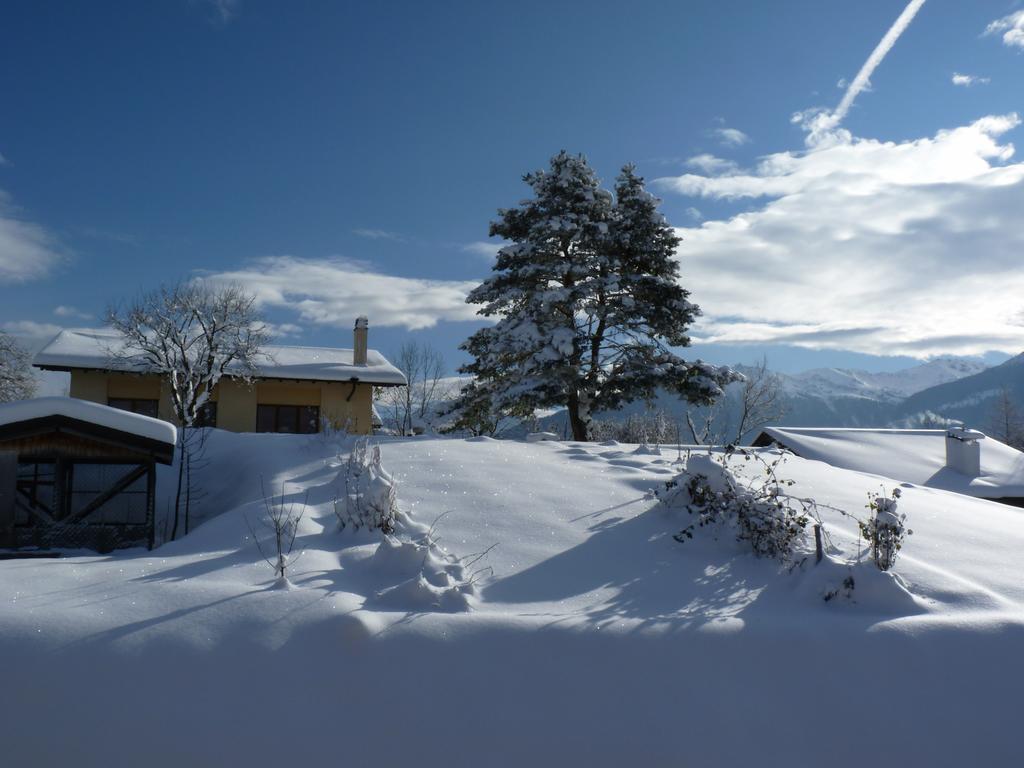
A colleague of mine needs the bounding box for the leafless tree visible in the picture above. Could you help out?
[107,281,269,540]
[684,406,717,446]
[591,409,675,444]
[731,357,785,443]
[378,341,453,435]
[0,331,36,402]
[987,387,1024,449]
[686,357,785,445]
[247,478,307,586]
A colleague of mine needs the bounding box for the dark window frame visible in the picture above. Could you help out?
[256,404,320,434]
[108,397,160,419]
[15,458,152,526]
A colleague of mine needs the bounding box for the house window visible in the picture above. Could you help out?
[108,398,159,419]
[256,404,320,434]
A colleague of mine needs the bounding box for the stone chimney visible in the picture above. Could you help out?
[945,427,985,477]
[353,316,368,365]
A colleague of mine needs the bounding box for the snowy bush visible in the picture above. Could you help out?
[661,448,814,563]
[370,518,494,613]
[859,488,911,571]
[335,438,398,534]
[334,440,494,612]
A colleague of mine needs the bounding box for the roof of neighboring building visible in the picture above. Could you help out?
[34,328,407,386]
[0,396,178,447]
[754,426,1024,500]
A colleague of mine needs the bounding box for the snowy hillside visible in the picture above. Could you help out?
[896,352,1024,428]
[779,355,989,402]
[2,431,1023,766]
[559,355,991,441]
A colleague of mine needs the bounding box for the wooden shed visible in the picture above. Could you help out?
[0,398,176,554]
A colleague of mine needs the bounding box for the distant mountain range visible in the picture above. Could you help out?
[778,356,990,403]
[532,354,1022,441]
[895,352,1024,428]
[390,353,1024,442]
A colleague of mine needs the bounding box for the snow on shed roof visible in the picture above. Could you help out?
[34,328,407,386]
[0,397,177,445]
[756,426,1024,500]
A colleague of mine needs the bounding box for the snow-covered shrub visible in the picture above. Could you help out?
[661,448,813,563]
[317,415,351,444]
[335,438,398,534]
[859,488,911,571]
[370,523,493,613]
[334,440,494,612]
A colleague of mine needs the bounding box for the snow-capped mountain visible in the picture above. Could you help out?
[779,356,990,403]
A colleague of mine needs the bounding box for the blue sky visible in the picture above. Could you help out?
[1,0,1023,374]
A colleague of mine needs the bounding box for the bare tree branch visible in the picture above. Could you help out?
[0,331,36,403]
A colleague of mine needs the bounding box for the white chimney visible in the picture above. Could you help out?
[945,427,985,477]
[353,316,368,365]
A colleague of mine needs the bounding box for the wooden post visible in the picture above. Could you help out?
[0,451,17,549]
[146,463,156,551]
[814,524,823,564]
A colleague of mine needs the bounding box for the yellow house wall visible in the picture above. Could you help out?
[70,371,176,421]
[321,381,373,435]
[65,370,377,435]
[68,371,108,403]
[255,382,322,407]
[105,374,161,399]
[215,379,257,432]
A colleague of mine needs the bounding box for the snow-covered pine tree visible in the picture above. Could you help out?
[455,152,737,441]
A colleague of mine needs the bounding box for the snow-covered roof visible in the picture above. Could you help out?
[34,328,407,386]
[0,396,177,445]
[756,426,1024,500]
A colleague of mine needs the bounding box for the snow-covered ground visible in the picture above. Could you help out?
[2,431,1023,766]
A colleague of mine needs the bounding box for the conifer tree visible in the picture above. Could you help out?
[454,151,736,441]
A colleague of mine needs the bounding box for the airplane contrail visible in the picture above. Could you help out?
[816,0,927,134]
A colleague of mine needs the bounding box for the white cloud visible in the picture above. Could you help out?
[200,256,481,331]
[198,0,240,23]
[952,72,990,87]
[353,228,406,242]
[656,114,1024,358]
[802,0,927,143]
[53,305,92,320]
[2,320,63,347]
[0,190,64,283]
[462,241,505,259]
[684,207,703,222]
[686,154,739,175]
[658,115,1020,200]
[262,321,305,340]
[712,128,750,147]
[985,10,1024,49]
